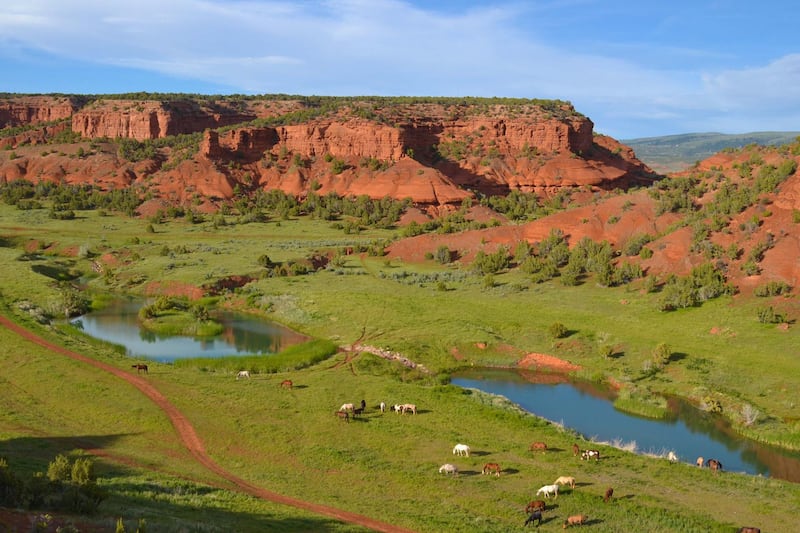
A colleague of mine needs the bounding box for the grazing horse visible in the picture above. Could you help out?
[392,404,403,413]
[339,403,354,412]
[696,456,704,468]
[572,443,581,456]
[131,364,148,374]
[482,463,501,477]
[524,510,543,527]
[380,402,386,412]
[738,528,761,533]
[525,500,546,514]
[335,411,350,423]
[554,476,575,489]
[667,451,678,463]
[236,370,250,380]
[536,484,559,499]
[581,449,600,461]
[280,379,293,389]
[563,514,588,528]
[530,441,548,452]
[438,463,458,476]
[707,458,723,472]
[360,399,366,410]
[603,487,613,503]
[352,407,364,418]
[401,403,417,414]
[452,443,471,457]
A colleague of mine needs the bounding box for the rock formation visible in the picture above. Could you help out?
[0,95,659,206]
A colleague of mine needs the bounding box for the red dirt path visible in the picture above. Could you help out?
[0,315,414,533]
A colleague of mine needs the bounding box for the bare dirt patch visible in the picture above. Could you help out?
[517,352,581,373]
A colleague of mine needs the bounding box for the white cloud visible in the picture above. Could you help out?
[0,0,798,135]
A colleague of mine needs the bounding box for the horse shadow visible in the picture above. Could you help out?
[468,450,491,457]
[287,384,308,389]
[501,467,520,475]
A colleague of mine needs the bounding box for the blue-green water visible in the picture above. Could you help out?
[71,298,307,363]
[452,368,800,482]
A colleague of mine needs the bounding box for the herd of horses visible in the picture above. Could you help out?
[124,364,752,530]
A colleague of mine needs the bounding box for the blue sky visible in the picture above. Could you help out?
[1,0,799,139]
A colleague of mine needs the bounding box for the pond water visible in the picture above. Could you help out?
[451,367,800,483]
[70,298,308,363]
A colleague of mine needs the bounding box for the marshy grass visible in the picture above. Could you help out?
[173,338,339,373]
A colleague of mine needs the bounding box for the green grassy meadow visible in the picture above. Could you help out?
[1,202,800,531]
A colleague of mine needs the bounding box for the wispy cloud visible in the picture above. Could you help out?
[1,0,798,137]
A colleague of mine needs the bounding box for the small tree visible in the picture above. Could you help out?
[434,245,451,264]
[599,344,614,359]
[652,342,671,367]
[548,322,567,339]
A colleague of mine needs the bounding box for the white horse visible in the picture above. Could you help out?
[536,484,559,499]
[236,370,250,380]
[667,451,679,463]
[438,463,458,476]
[339,403,354,412]
[380,402,386,412]
[452,443,471,457]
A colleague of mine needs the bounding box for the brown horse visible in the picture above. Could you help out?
[131,364,148,374]
[482,463,501,476]
[335,411,349,423]
[280,379,293,389]
[707,458,723,473]
[603,487,613,503]
[525,500,546,514]
[572,443,581,456]
[530,441,548,452]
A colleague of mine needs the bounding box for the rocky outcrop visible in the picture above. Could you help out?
[0,96,78,128]
[71,99,258,140]
[0,95,659,207]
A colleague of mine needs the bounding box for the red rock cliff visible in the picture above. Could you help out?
[0,96,79,127]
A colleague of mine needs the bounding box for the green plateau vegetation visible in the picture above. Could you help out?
[1,183,799,531]
[623,131,800,172]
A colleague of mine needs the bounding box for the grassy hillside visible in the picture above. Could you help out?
[2,147,800,530]
[623,131,800,172]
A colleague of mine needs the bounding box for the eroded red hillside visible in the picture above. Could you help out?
[0,95,658,208]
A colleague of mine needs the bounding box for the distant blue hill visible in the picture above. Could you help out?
[622,131,800,173]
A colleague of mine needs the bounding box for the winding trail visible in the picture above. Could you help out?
[0,315,415,533]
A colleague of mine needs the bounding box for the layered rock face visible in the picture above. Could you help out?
[72,99,258,140]
[1,95,658,206]
[0,96,79,127]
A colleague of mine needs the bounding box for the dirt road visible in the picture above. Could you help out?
[0,315,415,533]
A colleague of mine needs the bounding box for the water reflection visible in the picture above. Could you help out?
[451,367,800,483]
[71,298,307,362]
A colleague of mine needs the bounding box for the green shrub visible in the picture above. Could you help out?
[548,322,567,339]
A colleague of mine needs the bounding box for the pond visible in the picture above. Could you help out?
[70,298,308,363]
[451,367,800,483]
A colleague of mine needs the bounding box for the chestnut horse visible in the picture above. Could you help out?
[525,500,546,513]
[530,441,548,452]
[280,379,293,389]
[707,458,723,472]
[482,463,501,476]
